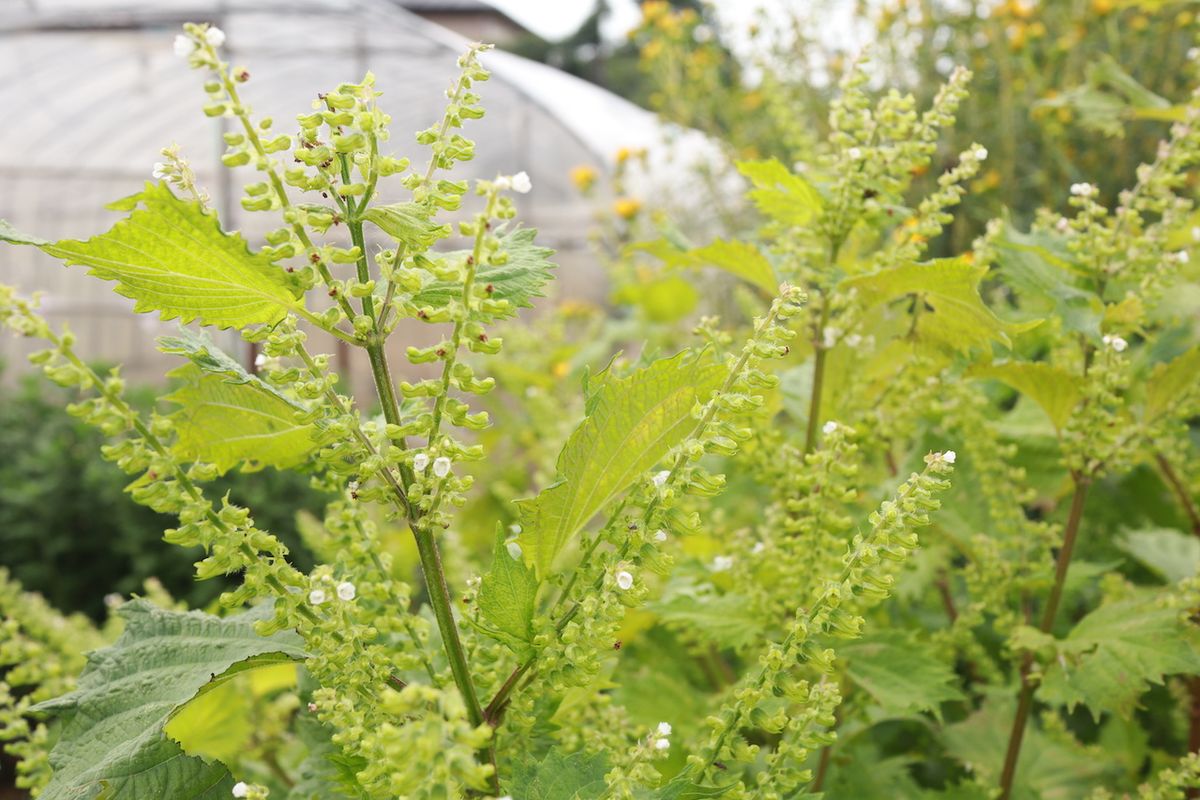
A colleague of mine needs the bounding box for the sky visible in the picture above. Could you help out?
[488,0,640,41]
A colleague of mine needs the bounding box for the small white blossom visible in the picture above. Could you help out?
[308,588,327,606]
[204,26,226,47]
[654,737,671,750]
[494,175,511,190]
[232,782,249,798]
[1177,250,1190,264]
[656,721,673,736]
[152,162,169,180]
[104,592,124,609]
[173,34,195,58]
[652,470,670,488]
[1191,227,1200,242]
[432,456,452,478]
[1055,218,1071,233]
[508,523,522,535]
[1189,46,1200,61]
[847,147,863,160]
[253,352,267,368]
[511,171,532,193]
[822,326,841,349]
[942,450,957,465]
[1069,182,1095,198]
[751,541,766,555]
[822,420,839,435]
[653,529,668,543]
[307,701,318,712]
[615,570,634,591]
[1102,334,1128,352]
[711,555,734,572]
[845,333,863,348]
[974,146,988,161]
[506,541,523,560]
[412,452,430,472]
[347,480,359,494]
[336,581,356,601]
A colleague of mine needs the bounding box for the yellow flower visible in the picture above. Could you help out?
[614,197,643,220]
[616,147,633,164]
[552,361,570,379]
[570,164,598,192]
[1090,0,1113,14]
[641,0,669,24]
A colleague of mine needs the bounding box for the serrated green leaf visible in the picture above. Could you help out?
[1,183,299,329]
[840,631,964,719]
[968,361,1085,431]
[477,525,539,654]
[361,201,449,249]
[1038,595,1200,720]
[515,351,726,575]
[632,237,778,294]
[943,695,1118,799]
[411,227,555,316]
[1145,345,1200,421]
[166,362,318,473]
[0,218,50,246]
[288,713,369,800]
[841,258,1039,353]
[509,749,608,799]
[992,223,1102,338]
[651,583,764,650]
[1117,527,1200,583]
[736,159,823,225]
[32,601,305,800]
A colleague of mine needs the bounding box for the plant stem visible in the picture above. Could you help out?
[804,295,830,454]
[997,476,1089,800]
[1156,452,1200,536]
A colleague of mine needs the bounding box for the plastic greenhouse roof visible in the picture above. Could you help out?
[0,0,674,172]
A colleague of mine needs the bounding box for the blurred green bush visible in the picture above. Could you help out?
[0,367,322,619]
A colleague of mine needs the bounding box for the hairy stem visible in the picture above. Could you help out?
[1156,452,1200,537]
[998,476,1089,800]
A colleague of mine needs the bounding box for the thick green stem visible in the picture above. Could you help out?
[998,476,1089,800]
[804,296,831,454]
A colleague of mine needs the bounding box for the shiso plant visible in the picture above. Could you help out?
[0,19,1199,800]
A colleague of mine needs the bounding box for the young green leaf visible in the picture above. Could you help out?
[360,201,449,249]
[0,183,300,329]
[31,601,305,800]
[509,749,608,799]
[735,159,824,225]
[514,350,726,575]
[968,361,1085,431]
[992,223,1102,338]
[840,631,965,719]
[1144,345,1200,421]
[1037,595,1200,720]
[1116,527,1200,583]
[651,583,764,650]
[477,525,540,655]
[841,258,1039,353]
[166,363,318,473]
[632,237,778,294]
[411,227,555,316]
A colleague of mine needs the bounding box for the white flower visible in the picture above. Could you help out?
[152,162,169,180]
[751,541,766,555]
[1055,218,1071,233]
[1189,46,1200,61]
[822,420,839,435]
[615,570,634,591]
[508,523,522,535]
[511,171,532,193]
[104,592,124,609]
[1191,227,1200,242]
[336,581,356,601]
[347,480,359,494]
[1102,334,1128,352]
[974,146,988,161]
[654,737,671,750]
[494,175,511,191]
[847,147,863,160]
[656,721,673,736]
[845,333,863,348]
[205,26,226,47]
[822,326,841,349]
[412,452,429,471]
[1177,250,1190,264]
[308,588,327,606]
[307,701,318,712]
[653,529,668,543]
[232,782,249,798]
[652,470,670,488]
[1069,182,1095,198]
[173,34,195,58]
[942,450,957,465]
[432,456,452,478]
[506,541,523,560]
[711,555,734,572]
